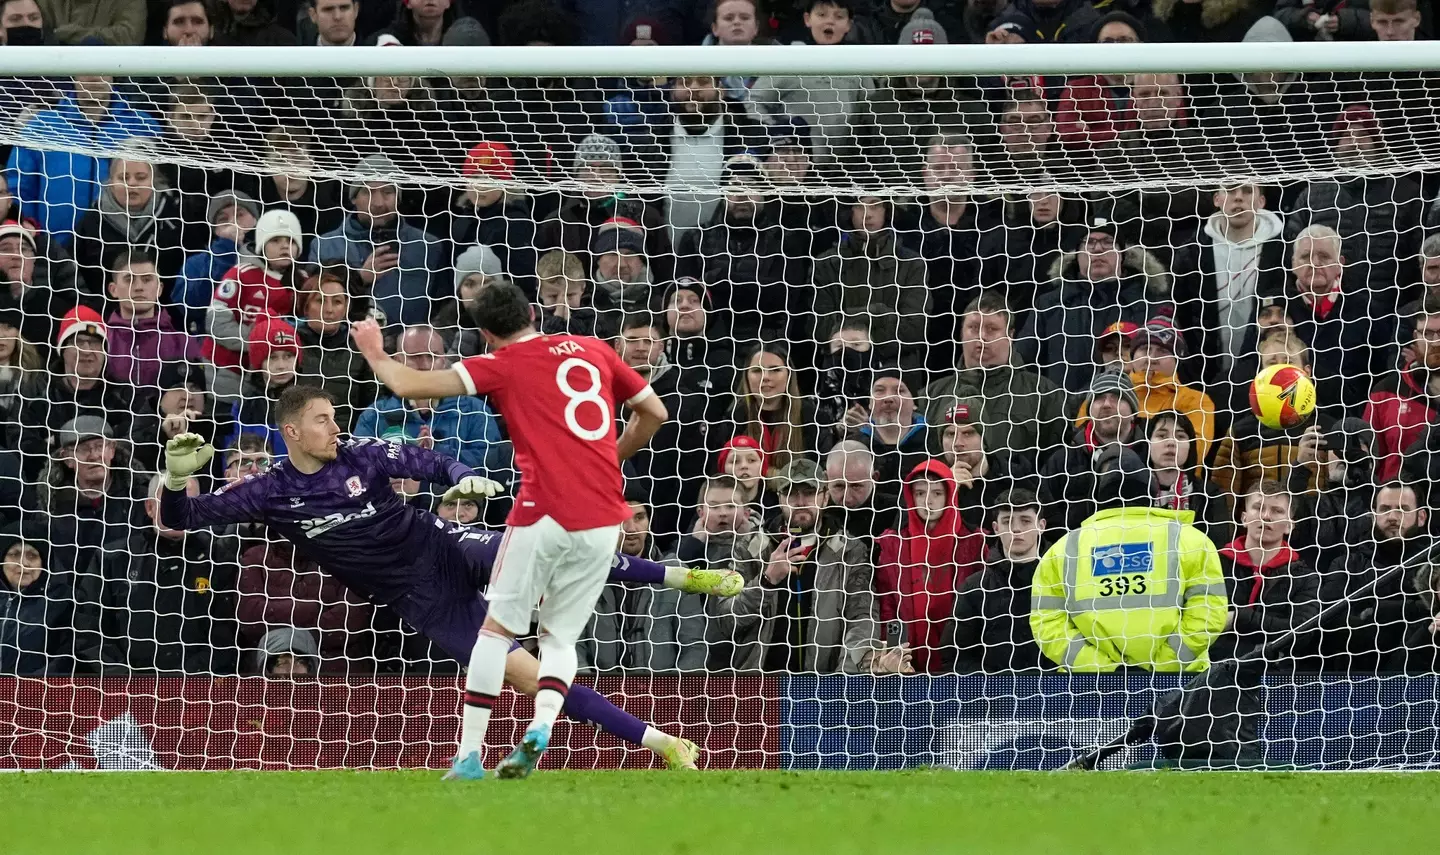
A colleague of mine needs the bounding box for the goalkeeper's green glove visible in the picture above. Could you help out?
[441,475,505,503]
[164,433,215,491]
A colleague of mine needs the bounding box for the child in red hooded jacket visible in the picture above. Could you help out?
[875,459,985,673]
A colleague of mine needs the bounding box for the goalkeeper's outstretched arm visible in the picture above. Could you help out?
[158,433,268,531]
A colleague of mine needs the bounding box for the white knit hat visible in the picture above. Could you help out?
[254,209,304,253]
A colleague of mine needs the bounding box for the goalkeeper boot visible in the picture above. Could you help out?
[442,751,485,781]
[670,567,744,598]
[660,737,700,771]
[495,722,550,780]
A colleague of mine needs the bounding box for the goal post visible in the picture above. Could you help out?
[1,41,1438,772]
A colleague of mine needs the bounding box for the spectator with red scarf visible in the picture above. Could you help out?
[1366,294,1440,482]
[1145,410,1232,546]
[1213,479,1320,660]
[875,459,985,673]
[1039,369,1142,530]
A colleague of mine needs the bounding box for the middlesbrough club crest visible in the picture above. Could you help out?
[345,476,364,497]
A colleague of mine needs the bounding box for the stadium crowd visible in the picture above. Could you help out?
[2,0,1440,680]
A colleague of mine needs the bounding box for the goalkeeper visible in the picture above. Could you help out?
[159,386,741,771]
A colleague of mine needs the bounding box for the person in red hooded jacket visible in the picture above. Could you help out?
[874,459,985,673]
[1366,294,1440,482]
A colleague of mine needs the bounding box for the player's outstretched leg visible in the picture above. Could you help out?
[445,623,513,781]
[607,553,743,598]
[504,648,701,770]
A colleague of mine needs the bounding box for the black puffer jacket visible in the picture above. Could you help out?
[942,556,1051,673]
[1021,245,1173,394]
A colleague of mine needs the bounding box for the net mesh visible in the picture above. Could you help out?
[1,51,1440,771]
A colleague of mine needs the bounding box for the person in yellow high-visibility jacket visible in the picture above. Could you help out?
[1030,451,1229,673]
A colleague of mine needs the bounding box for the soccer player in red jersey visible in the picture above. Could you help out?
[352,282,668,780]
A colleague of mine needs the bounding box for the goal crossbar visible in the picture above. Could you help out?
[3,42,1440,79]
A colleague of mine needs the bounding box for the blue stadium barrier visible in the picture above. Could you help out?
[781,674,1440,770]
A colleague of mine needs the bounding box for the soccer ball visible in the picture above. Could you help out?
[1250,363,1317,430]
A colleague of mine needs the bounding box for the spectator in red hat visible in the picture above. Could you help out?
[1096,320,1138,374]
[1286,102,1423,317]
[231,315,302,455]
[19,305,134,476]
[716,434,774,515]
[448,140,537,284]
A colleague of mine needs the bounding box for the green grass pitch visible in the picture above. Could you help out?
[3,769,1434,854]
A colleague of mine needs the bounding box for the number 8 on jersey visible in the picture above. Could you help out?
[453,333,653,532]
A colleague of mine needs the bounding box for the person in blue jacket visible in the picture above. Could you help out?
[351,324,509,477]
[171,190,260,335]
[306,154,447,327]
[6,75,160,245]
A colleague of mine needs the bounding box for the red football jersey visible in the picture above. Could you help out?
[454,333,653,531]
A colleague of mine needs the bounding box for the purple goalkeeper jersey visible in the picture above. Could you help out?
[159,437,475,609]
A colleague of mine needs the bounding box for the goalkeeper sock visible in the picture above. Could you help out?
[458,629,510,758]
[640,727,674,753]
[531,632,578,731]
[563,684,647,746]
[605,553,665,586]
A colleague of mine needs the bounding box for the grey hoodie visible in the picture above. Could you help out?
[1202,208,1284,361]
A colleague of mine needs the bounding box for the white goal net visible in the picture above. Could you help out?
[2,33,1440,772]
